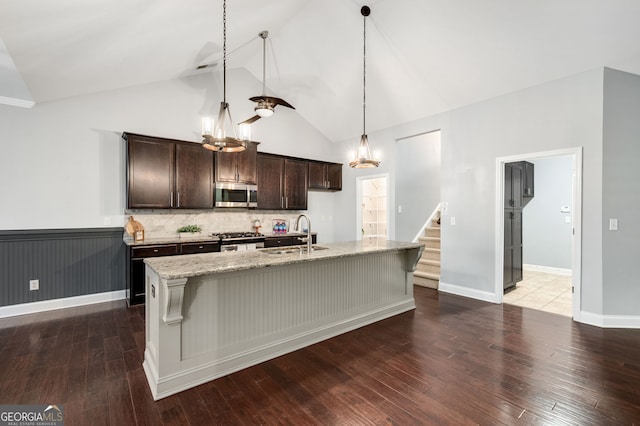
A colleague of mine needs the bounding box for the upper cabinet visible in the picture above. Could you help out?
[308,161,342,191]
[124,132,340,211]
[507,161,535,207]
[175,143,215,208]
[257,154,308,210]
[124,133,214,209]
[215,142,258,184]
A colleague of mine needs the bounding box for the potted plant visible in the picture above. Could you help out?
[177,225,202,240]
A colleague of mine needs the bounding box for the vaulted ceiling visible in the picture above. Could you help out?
[2,0,640,142]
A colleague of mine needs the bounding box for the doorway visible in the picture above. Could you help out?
[495,148,583,321]
[356,174,389,241]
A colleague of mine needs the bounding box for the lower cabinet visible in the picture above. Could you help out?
[265,234,317,248]
[126,241,220,305]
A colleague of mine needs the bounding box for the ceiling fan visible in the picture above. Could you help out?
[240,31,295,125]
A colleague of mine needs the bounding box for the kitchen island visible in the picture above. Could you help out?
[143,239,424,400]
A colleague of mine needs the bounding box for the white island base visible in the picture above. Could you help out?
[142,240,423,400]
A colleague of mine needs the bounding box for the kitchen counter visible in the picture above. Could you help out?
[143,239,424,400]
[123,231,317,246]
[145,239,420,279]
[123,235,219,246]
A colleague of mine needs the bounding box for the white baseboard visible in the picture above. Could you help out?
[578,311,640,328]
[523,264,572,276]
[439,281,500,304]
[0,290,126,319]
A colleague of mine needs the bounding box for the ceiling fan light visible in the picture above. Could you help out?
[256,105,274,118]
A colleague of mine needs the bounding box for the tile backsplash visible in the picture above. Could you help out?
[125,209,306,239]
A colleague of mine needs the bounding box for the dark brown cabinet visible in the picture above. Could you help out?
[504,163,524,291]
[215,142,258,184]
[127,244,179,305]
[264,236,294,247]
[257,154,284,209]
[126,134,175,209]
[175,143,215,208]
[124,133,214,209]
[257,154,308,210]
[126,241,220,305]
[308,161,342,191]
[264,234,317,248]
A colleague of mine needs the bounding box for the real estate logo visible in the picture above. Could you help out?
[0,404,64,426]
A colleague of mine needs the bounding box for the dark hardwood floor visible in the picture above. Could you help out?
[1,286,640,425]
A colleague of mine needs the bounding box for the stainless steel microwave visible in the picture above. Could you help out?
[215,182,257,208]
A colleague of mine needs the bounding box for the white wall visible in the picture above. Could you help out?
[0,68,337,231]
[336,68,605,316]
[395,131,441,242]
[602,68,640,315]
[523,156,573,270]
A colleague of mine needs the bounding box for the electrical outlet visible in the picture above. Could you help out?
[609,218,618,231]
[29,279,39,291]
[450,217,456,226]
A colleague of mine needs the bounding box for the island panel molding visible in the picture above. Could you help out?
[142,240,423,400]
[162,277,187,325]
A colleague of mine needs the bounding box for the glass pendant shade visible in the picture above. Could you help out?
[349,134,380,168]
[201,103,246,152]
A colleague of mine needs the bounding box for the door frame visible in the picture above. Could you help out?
[494,147,583,321]
[355,173,390,241]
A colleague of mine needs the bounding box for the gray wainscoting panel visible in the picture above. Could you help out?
[0,228,126,307]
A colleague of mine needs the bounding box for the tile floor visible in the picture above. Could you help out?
[503,269,573,317]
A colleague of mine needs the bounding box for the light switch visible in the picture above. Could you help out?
[398,205,403,214]
[565,216,571,223]
[450,217,456,226]
[609,218,618,231]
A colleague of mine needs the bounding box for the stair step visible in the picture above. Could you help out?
[414,270,440,280]
[413,272,440,290]
[424,227,440,238]
[416,261,440,275]
[418,236,440,249]
[421,247,440,261]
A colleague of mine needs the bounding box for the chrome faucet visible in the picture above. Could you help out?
[296,214,312,253]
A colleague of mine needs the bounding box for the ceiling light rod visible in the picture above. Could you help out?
[254,31,274,118]
[349,5,380,169]
[202,0,248,152]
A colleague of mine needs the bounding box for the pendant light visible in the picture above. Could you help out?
[349,5,380,169]
[201,0,247,152]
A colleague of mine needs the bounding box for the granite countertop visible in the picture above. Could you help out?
[123,235,220,246]
[145,240,424,280]
[123,232,317,246]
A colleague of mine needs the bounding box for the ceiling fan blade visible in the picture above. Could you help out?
[239,115,261,125]
[249,95,295,110]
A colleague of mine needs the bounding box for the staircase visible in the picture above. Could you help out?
[413,211,441,289]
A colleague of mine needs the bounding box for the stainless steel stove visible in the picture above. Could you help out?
[211,232,265,251]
